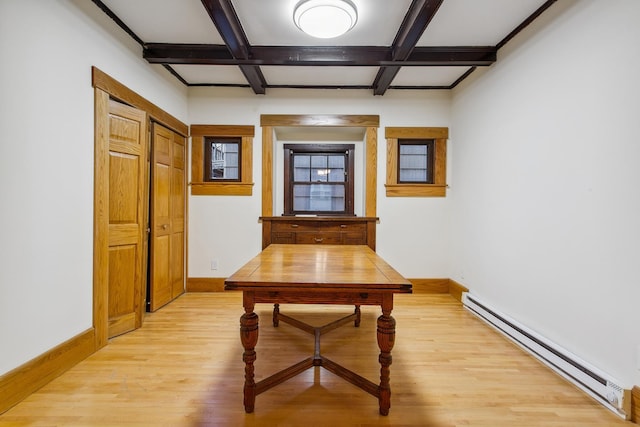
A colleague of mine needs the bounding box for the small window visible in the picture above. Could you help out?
[190,124,254,196]
[204,138,240,181]
[385,127,448,197]
[398,139,434,184]
[284,144,354,216]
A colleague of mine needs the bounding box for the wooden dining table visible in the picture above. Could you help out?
[224,244,412,415]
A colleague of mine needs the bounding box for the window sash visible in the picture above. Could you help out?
[293,154,345,183]
[292,183,345,212]
[204,138,241,182]
[398,139,434,184]
[284,144,354,215]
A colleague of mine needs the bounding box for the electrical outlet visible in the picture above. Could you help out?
[210,259,218,270]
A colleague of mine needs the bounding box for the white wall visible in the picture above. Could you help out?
[0,0,188,374]
[187,88,452,278]
[450,0,640,388]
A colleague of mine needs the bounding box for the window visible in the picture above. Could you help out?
[204,138,240,181]
[190,125,254,196]
[385,127,448,197]
[398,139,435,184]
[283,144,354,216]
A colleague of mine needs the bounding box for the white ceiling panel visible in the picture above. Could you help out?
[232,0,413,46]
[101,0,223,43]
[392,66,471,87]
[171,64,247,85]
[418,0,547,46]
[261,66,379,86]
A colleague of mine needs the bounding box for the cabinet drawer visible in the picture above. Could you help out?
[295,232,342,244]
[272,221,324,232]
[272,221,366,232]
[272,232,295,244]
[343,231,367,245]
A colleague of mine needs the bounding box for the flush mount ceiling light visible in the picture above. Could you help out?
[293,0,358,39]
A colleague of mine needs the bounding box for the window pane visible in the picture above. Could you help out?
[209,141,239,180]
[311,155,328,182]
[399,143,428,183]
[293,184,345,212]
[294,155,311,181]
[327,155,345,182]
[311,168,328,182]
[293,185,311,211]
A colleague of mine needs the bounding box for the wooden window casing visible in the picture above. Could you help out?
[260,114,380,217]
[385,127,448,197]
[190,125,254,195]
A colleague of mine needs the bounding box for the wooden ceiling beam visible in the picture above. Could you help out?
[144,44,233,64]
[407,47,496,65]
[143,44,496,67]
[373,0,444,95]
[200,0,266,94]
[252,46,391,65]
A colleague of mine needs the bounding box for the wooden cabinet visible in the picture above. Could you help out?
[260,217,378,250]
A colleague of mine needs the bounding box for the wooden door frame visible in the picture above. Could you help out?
[92,67,188,349]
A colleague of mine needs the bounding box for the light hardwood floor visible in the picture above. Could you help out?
[0,293,632,426]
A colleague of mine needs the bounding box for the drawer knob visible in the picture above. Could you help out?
[314,237,324,243]
[340,224,347,228]
[291,224,299,228]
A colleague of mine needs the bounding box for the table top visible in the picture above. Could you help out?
[225,244,412,293]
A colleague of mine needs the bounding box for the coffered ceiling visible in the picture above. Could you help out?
[92,0,557,95]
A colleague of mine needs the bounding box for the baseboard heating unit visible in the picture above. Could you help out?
[462,292,630,419]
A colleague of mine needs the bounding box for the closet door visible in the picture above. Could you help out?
[149,123,185,311]
[170,129,186,300]
[107,100,148,337]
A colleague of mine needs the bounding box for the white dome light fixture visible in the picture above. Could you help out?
[294,0,358,39]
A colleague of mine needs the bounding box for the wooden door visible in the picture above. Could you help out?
[149,123,186,311]
[170,130,186,301]
[107,100,148,338]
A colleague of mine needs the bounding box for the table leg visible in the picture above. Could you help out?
[376,294,396,416]
[354,305,361,327]
[240,291,259,413]
[273,303,280,327]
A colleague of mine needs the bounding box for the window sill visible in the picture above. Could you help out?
[191,182,254,196]
[384,184,446,197]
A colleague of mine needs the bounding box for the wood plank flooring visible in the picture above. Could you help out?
[0,293,632,426]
